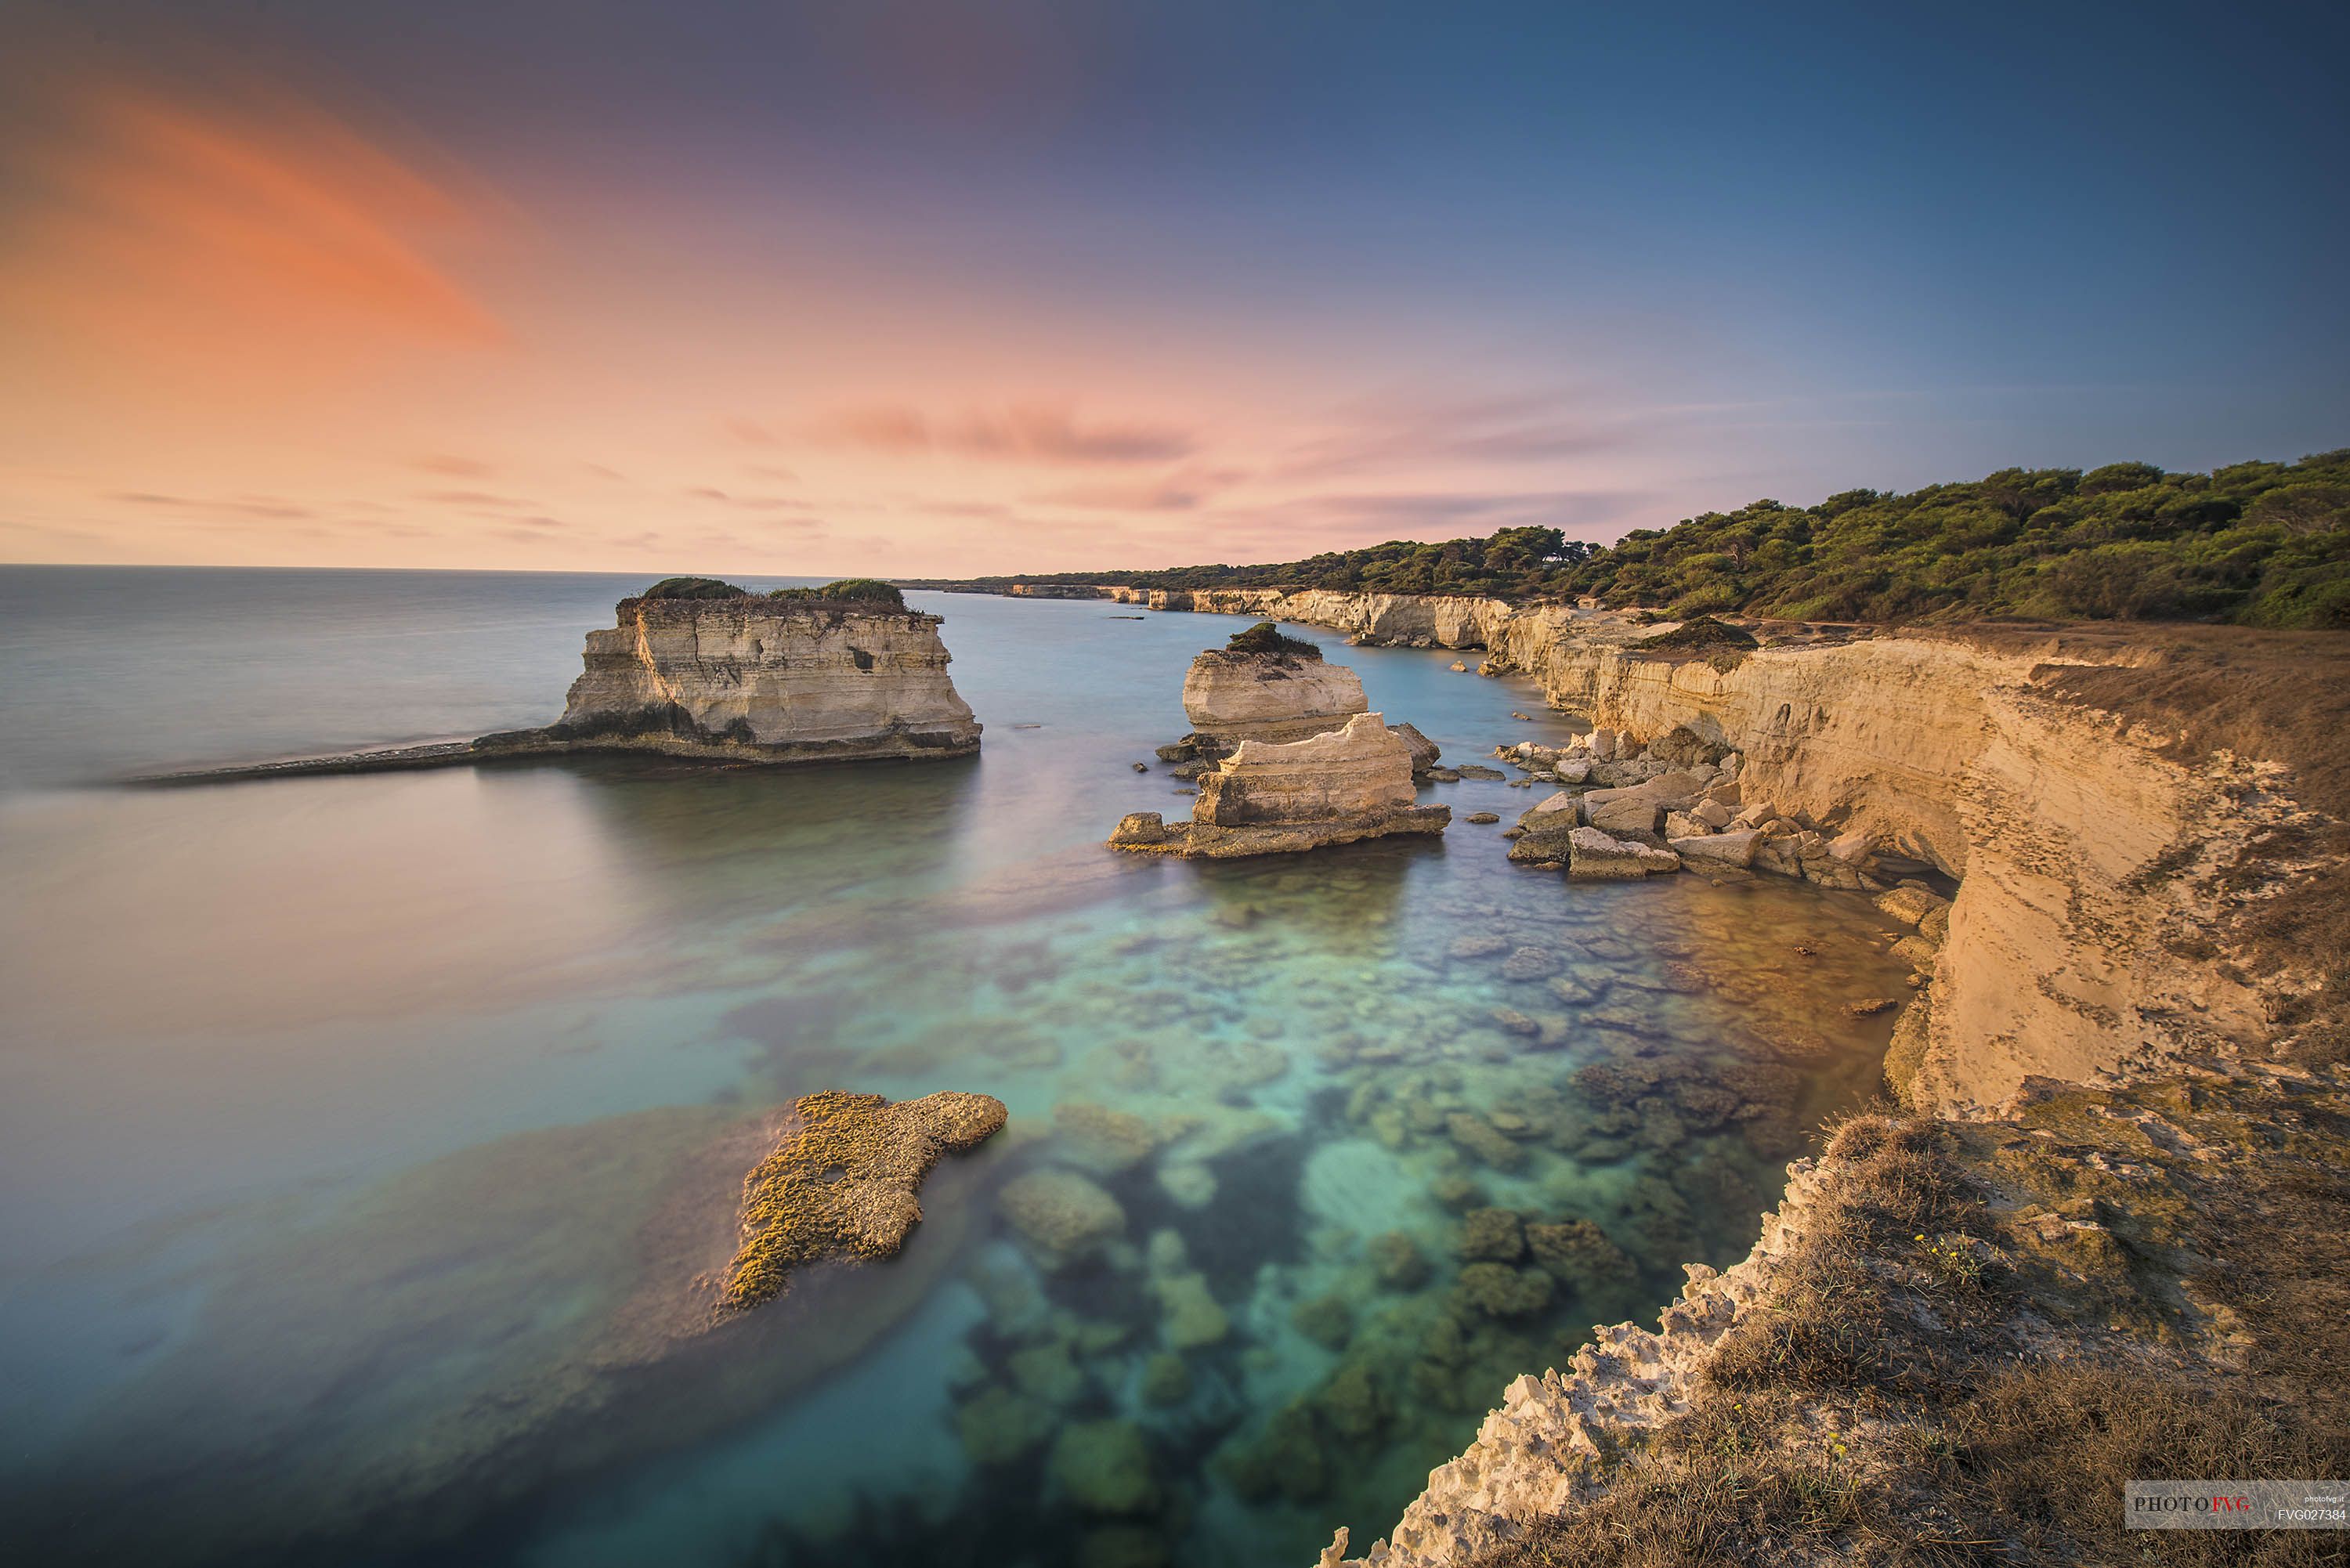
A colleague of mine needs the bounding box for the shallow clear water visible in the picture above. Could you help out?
[0,567,1915,1566]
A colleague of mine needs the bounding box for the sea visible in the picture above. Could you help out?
[0,566,1914,1567]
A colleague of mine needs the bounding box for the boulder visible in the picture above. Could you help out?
[1388,721,1441,776]
[1000,1169,1127,1269]
[1566,826,1682,880]
[1667,829,1761,869]
[1690,798,1735,830]
[1875,883,1952,928]
[1457,1207,1528,1262]
[1579,769,1711,835]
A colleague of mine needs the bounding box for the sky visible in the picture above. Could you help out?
[2,1,2345,576]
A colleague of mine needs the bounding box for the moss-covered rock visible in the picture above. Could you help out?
[725,1089,1007,1309]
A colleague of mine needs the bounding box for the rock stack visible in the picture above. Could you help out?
[1156,623,1441,778]
[481,579,982,764]
[1112,713,1450,858]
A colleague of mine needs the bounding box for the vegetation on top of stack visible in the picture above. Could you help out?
[769,578,908,609]
[946,451,2350,627]
[640,576,750,599]
[1223,620,1322,659]
[635,578,910,609]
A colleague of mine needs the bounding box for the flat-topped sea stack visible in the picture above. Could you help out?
[483,577,981,765]
[1163,622,1440,779]
[1112,712,1448,857]
[1179,623,1368,754]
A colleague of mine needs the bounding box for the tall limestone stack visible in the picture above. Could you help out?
[1179,628,1368,753]
[1112,713,1449,857]
[481,579,981,764]
[1166,621,1441,775]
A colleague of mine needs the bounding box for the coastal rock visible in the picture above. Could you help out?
[1667,828,1760,868]
[1050,1420,1161,1516]
[1390,721,1443,776]
[999,1169,1127,1269]
[1458,1207,1528,1262]
[725,1089,1008,1308]
[1454,1262,1553,1318]
[1578,771,1710,836]
[1566,826,1681,880]
[1110,714,1449,858]
[495,587,981,764]
[1180,644,1367,750]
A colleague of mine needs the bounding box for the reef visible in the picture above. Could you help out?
[1112,713,1450,858]
[725,1089,1009,1308]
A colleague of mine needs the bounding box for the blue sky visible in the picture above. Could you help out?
[2,0,2343,571]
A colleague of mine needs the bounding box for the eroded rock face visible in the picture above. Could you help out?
[494,594,981,763]
[1111,714,1449,858]
[1197,712,1412,826]
[1180,649,1368,749]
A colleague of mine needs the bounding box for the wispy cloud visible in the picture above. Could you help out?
[1,73,503,355]
[804,401,1196,465]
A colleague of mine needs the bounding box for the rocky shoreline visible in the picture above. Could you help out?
[913,580,2345,1563]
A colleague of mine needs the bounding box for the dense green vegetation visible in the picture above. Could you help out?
[971,452,2350,627]
[1224,620,1322,658]
[770,578,907,608]
[638,577,908,609]
[639,576,746,599]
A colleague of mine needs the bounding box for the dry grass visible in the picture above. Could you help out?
[1469,1089,2350,1567]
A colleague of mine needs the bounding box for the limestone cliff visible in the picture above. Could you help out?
[491,593,982,764]
[1124,589,2327,1114]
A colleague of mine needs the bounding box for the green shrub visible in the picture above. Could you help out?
[641,576,749,600]
[769,579,907,609]
[1224,620,1322,658]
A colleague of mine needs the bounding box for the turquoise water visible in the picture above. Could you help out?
[0,568,1914,1566]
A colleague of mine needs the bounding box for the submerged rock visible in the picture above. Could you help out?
[1050,1420,1161,1515]
[725,1089,1008,1309]
[999,1169,1128,1269]
[1454,1262,1553,1318]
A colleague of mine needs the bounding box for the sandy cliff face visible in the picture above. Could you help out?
[533,596,981,762]
[1181,650,1368,746]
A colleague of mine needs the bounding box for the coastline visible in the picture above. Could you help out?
[911,580,2349,1563]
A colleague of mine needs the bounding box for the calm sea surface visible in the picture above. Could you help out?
[0,567,1913,1566]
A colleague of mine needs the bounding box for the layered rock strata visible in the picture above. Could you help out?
[484,592,981,764]
[1180,647,1368,750]
[1112,713,1449,857]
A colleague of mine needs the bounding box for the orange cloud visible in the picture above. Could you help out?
[0,73,501,374]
